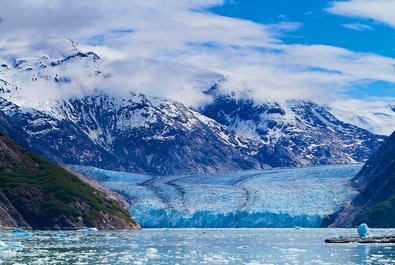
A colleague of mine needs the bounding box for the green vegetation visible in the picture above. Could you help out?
[351,132,395,228]
[355,196,395,228]
[0,152,137,229]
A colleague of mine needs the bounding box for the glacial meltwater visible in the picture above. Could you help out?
[1,228,395,264]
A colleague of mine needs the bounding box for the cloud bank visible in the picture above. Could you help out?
[328,0,395,28]
[0,0,394,114]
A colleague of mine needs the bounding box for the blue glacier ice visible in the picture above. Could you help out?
[11,228,32,237]
[73,164,362,228]
[0,240,7,249]
[358,223,370,238]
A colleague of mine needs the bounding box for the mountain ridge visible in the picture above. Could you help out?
[0,44,387,175]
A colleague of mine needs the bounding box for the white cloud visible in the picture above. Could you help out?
[0,0,394,113]
[328,0,395,28]
[330,98,395,135]
[343,23,373,31]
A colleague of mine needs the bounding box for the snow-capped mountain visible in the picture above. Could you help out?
[0,94,260,175]
[200,92,386,168]
[0,42,386,175]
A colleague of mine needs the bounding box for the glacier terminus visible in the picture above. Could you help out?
[74,164,362,228]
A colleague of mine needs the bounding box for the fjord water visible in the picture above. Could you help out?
[75,164,362,228]
[1,229,395,264]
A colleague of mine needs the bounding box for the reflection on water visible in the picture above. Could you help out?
[0,228,394,264]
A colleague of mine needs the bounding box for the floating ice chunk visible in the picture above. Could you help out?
[0,240,7,249]
[12,228,26,233]
[8,242,24,249]
[12,228,32,237]
[78,228,99,233]
[31,258,48,265]
[146,247,158,254]
[54,231,67,237]
[0,250,17,258]
[146,247,159,259]
[357,223,369,238]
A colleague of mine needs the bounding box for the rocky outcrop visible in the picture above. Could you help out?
[0,192,31,230]
[332,131,395,227]
[0,132,140,230]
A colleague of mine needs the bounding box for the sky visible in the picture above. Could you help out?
[0,0,394,133]
[211,0,395,99]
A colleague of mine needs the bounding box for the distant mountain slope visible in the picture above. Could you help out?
[200,93,385,168]
[0,94,260,175]
[332,131,395,227]
[0,43,386,175]
[0,132,139,230]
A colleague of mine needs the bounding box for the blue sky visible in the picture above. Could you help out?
[211,0,395,56]
[209,0,395,98]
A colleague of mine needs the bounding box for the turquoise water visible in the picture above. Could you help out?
[1,228,395,264]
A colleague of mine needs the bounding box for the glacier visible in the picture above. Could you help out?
[73,164,362,228]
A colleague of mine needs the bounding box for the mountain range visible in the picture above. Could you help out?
[0,42,387,175]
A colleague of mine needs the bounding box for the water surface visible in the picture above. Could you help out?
[1,228,395,264]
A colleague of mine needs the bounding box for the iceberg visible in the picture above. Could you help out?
[0,240,7,249]
[11,228,32,237]
[78,228,99,233]
[357,223,369,237]
[74,164,362,228]
[7,242,24,249]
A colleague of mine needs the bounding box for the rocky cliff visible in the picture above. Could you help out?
[332,131,395,227]
[0,132,140,230]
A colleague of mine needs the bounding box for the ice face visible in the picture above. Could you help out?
[74,164,362,228]
[358,223,370,238]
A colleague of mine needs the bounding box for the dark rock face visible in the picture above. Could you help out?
[0,192,31,229]
[332,131,395,227]
[0,132,140,230]
[200,94,385,168]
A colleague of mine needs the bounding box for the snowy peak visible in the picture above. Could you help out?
[0,45,106,106]
[200,94,385,167]
[0,93,261,175]
[0,46,387,175]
